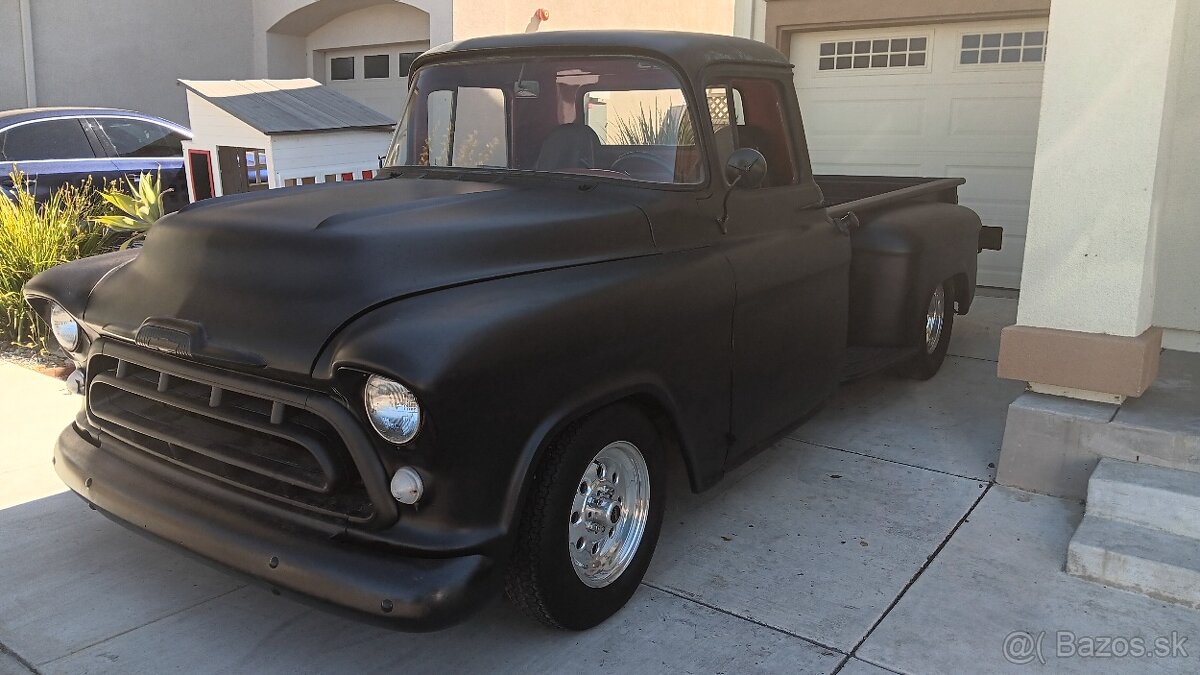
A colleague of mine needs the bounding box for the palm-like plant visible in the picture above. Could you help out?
[611,102,696,147]
[93,170,171,247]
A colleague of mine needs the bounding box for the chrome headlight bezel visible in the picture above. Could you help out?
[48,303,81,353]
[362,374,422,445]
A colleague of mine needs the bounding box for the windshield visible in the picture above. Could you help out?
[384,55,705,185]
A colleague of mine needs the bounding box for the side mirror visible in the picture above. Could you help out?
[724,148,767,189]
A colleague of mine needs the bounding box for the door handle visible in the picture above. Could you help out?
[833,212,860,236]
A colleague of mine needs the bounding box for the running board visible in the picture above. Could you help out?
[841,346,916,382]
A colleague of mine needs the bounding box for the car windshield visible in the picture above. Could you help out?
[384,55,704,185]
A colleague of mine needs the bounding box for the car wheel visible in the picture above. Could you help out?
[902,278,955,380]
[505,403,665,629]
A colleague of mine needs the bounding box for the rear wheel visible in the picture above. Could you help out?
[505,403,665,629]
[902,278,955,380]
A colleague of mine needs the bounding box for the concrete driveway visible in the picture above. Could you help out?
[4,293,1199,674]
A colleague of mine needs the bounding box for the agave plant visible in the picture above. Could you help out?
[93,170,171,247]
[611,102,696,147]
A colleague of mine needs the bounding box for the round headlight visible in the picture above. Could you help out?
[49,303,80,352]
[363,375,422,444]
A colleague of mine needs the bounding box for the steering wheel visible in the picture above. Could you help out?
[609,151,677,180]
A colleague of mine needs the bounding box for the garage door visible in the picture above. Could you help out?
[792,18,1048,289]
[325,43,427,119]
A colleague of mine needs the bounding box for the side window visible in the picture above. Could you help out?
[96,118,184,158]
[706,78,799,187]
[0,119,96,161]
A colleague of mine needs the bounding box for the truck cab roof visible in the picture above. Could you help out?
[418,30,793,76]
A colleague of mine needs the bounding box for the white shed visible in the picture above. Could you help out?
[177,79,395,201]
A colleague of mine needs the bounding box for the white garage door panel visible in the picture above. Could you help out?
[804,99,926,136]
[948,96,1041,136]
[325,43,426,119]
[793,18,1049,288]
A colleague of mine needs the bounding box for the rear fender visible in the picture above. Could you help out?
[847,202,981,348]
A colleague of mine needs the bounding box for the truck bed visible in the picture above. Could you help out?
[816,175,965,217]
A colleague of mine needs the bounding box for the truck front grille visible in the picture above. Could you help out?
[85,343,377,524]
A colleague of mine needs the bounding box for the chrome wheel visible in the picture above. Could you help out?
[925,284,946,354]
[569,440,651,588]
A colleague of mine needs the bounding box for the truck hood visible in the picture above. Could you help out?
[84,177,656,374]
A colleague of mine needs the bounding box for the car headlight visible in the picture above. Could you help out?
[49,303,81,353]
[363,374,422,444]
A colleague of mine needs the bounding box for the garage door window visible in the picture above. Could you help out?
[364,55,390,79]
[330,57,355,81]
[399,52,421,78]
[960,31,1046,65]
[818,36,927,71]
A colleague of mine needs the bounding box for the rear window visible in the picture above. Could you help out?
[0,119,96,161]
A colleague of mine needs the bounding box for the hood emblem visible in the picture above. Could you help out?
[135,319,200,357]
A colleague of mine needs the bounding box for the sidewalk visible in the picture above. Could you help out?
[3,294,1198,674]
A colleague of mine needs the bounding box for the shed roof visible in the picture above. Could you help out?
[178,79,395,135]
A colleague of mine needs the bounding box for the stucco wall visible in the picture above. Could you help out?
[765,0,1050,55]
[451,0,739,40]
[255,0,452,78]
[1153,0,1200,350]
[306,3,429,52]
[21,0,253,125]
[0,1,29,110]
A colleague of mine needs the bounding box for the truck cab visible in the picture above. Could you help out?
[26,31,989,631]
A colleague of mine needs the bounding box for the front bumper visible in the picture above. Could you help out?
[54,423,499,631]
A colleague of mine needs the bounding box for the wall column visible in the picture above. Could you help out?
[996,0,1192,403]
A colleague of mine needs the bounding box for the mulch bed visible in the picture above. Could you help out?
[0,343,74,379]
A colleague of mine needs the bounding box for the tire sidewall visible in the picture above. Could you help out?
[905,279,954,379]
[531,404,666,629]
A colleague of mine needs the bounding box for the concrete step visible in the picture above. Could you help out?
[1067,514,1200,609]
[1087,459,1200,539]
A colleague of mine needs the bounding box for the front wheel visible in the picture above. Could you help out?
[505,403,665,629]
[901,278,955,380]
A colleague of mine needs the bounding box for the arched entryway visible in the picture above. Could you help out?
[259,0,445,117]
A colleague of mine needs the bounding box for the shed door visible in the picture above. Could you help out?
[792,18,1049,289]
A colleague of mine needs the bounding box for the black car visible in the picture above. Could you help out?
[0,107,191,211]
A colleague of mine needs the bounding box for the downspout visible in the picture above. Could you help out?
[19,0,36,106]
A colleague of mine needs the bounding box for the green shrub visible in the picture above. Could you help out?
[0,170,108,348]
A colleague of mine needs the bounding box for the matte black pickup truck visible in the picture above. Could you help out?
[25,31,998,631]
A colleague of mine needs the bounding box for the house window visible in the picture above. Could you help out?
[398,52,421,78]
[330,56,355,80]
[364,55,390,79]
[818,36,928,71]
[960,31,1046,65]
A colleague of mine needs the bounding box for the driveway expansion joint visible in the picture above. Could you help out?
[0,639,41,675]
[640,580,848,657]
[845,482,993,660]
